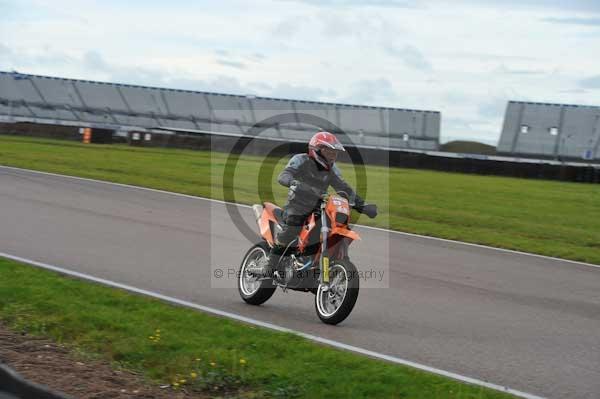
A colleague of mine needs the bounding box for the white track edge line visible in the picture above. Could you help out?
[1,164,598,270]
[0,251,546,399]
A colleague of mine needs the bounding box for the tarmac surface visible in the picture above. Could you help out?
[1,166,599,399]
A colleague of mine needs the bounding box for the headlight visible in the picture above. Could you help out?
[335,213,348,225]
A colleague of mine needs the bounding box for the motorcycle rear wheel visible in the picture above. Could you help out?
[238,243,277,305]
[315,259,359,325]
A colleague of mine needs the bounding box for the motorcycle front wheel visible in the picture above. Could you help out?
[315,259,359,325]
[238,243,277,305]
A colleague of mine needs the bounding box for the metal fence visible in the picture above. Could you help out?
[2,122,598,183]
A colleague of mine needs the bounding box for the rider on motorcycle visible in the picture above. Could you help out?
[261,131,378,277]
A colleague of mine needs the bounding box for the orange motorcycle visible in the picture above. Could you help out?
[238,193,366,325]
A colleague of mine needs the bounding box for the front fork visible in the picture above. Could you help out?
[319,200,330,288]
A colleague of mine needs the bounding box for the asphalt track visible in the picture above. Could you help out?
[1,166,599,399]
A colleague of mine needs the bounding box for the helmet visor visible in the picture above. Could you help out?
[320,146,339,164]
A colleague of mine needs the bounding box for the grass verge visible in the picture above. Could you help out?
[0,257,516,398]
[1,134,599,265]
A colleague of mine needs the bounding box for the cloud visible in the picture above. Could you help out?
[0,0,16,21]
[559,88,588,94]
[215,49,265,65]
[312,11,404,45]
[0,43,13,70]
[271,17,305,38]
[452,0,600,13]
[283,0,600,12]
[282,0,419,8]
[579,75,600,89]
[77,50,166,87]
[443,52,539,62]
[216,59,246,69]
[0,43,11,56]
[249,52,266,61]
[0,45,75,70]
[83,51,110,72]
[542,17,600,26]
[317,13,356,38]
[0,45,335,101]
[385,44,432,71]
[442,91,472,105]
[495,64,545,75]
[444,116,475,131]
[478,98,508,118]
[342,78,398,104]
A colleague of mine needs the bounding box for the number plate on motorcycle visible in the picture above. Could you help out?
[323,257,330,283]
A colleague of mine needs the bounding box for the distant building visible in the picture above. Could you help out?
[497,101,600,161]
[0,71,440,151]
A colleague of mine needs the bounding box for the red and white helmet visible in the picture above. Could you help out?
[308,131,345,170]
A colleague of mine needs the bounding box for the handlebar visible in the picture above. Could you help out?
[290,182,358,208]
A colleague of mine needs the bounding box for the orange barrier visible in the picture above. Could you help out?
[82,128,92,144]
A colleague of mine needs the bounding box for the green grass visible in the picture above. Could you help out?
[1,134,599,265]
[0,256,515,398]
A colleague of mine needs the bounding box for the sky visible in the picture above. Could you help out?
[1,0,600,145]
